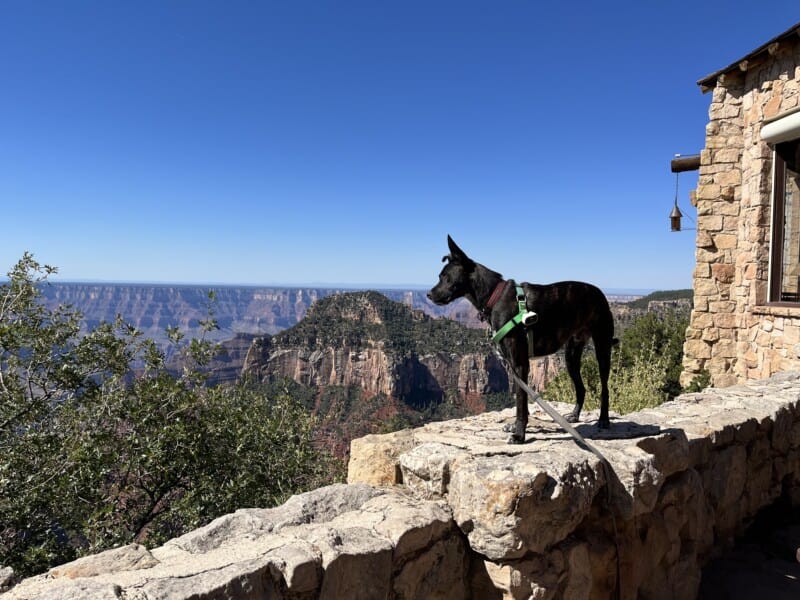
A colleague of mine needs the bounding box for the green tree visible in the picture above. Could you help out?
[0,254,341,576]
[542,311,690,414]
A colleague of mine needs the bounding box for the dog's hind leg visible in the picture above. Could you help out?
[565,337,586,424]
[596,340,612,429]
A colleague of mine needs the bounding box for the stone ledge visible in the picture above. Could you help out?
[752,304,800,318]
[5,372,800,599]
[3,484,468,600]
[347,371,800,597]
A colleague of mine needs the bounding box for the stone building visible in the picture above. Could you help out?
[681,22,800,387]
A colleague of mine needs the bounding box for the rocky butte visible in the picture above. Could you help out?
[243,292,513,394]
[5,371,800,598]
[239,291,524,454]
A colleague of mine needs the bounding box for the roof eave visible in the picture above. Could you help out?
[697,21,800,93]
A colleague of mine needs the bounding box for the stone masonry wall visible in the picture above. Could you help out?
[681,37,800,388]
[5,372,800,599]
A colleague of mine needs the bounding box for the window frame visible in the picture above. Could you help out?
[769,139,800,304]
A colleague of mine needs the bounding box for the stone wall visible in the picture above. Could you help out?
[681,34,800,388]
[5,372,800,599]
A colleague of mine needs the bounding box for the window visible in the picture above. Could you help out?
[769,139,800,302]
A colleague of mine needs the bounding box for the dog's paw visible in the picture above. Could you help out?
[565,412,580,424]
[507,434,526,444]
[597,418,611,430]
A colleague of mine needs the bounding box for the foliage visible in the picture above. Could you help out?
[0,254,340,577]
[542,311,690,414]
[683,368,712,393]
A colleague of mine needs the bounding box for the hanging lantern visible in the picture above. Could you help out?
[670,203,683,232]
[669,153,699,232]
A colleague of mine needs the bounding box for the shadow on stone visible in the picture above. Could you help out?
[575,420,662,440]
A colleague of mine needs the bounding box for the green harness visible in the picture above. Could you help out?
[491,284,537,352]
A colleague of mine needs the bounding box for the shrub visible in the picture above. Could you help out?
[542,311,689,414]
[0,254,341,576]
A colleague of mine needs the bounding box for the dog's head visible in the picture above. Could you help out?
[427,235,475,305]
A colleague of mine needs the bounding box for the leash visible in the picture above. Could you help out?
[491,325,622,599]
[492,343,614,484]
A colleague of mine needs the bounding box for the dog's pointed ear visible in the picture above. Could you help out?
[447,235,470,264]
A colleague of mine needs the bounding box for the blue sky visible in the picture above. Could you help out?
[1,2,797,290]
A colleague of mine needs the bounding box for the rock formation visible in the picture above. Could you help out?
[242,290,510,407]
[39,283,480,346]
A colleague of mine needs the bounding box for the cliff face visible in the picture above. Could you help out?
[244,340,508,409]
[40,283,353,340]
[242,291,508,408]
[241,291,511,457]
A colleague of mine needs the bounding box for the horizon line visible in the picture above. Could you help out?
[23,278,662,296]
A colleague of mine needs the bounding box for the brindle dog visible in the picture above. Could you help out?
[427,236,617,443]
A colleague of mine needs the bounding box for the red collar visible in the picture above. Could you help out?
[484,279,509,314]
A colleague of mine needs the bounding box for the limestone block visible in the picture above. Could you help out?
[715,169,742,186]
[783,325,800,347]
[711,263,735,283]
[698,215,724,232]
[163,483,384,555]
[562,541,592,600]
[713,339,737,359]
[691,312,713,329]
[356,493,454,558]
[770,405,794,454]
[348,429,416,485]
[399,442,468,498]
[744,457,776,516]
[3,579,125,600]
[714,312,738,329]
[693,278,718,298]
[712,233,738,250]
[636,431,691,479]
[49,544,158,580]
[685,339,712,359]
[476,555,560,600]
[714,148,741,164]
[709,301,736,315]
[447,454,603,559]
[393,535,467,600]
[291,525,394,599]
[696,184,721,200]
[685,327,703,341]
[696,248,720,265]
[658,469,714,557]
[704,445,747,509]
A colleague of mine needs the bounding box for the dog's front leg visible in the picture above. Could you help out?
[508,386,528,444]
